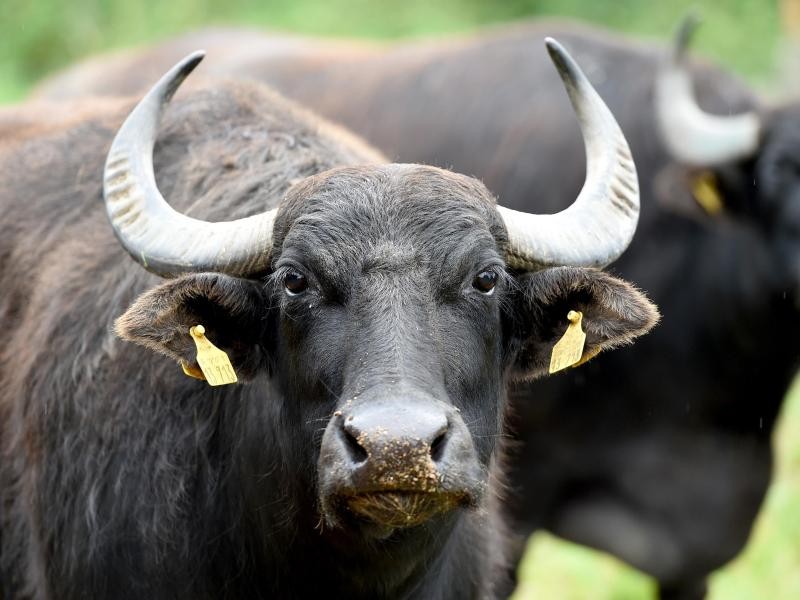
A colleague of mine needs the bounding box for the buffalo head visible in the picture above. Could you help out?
[655,16,800,295]
[114,42,658,540]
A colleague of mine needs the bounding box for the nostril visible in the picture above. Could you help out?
[430,430,448,463]
[342,428,368,464]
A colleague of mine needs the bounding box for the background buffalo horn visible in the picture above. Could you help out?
[498,38,640,270]
[103,51,277,277]
[654,14,761,166]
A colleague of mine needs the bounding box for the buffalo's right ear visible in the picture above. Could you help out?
[508,267,660,381]
[115,273,270,380]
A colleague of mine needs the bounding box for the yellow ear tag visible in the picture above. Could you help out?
[549,311,587,374]
[691,171,724,216]
[181,361,206,381]
[186,325,238,386]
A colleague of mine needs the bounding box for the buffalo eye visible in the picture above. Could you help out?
[472,270,498,294]
[284,270,308,295]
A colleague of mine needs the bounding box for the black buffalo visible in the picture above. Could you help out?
[33,18,800,600]
[0,43,657,598]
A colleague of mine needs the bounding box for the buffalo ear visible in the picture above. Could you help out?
[115,273,270,380]
[509,267,659,381]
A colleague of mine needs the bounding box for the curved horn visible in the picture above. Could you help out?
[654,15,760,166]
[103,51,277,277]
[499,38,639,270]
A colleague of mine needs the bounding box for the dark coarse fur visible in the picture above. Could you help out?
[30,19,800,600]
[1,72,658,599]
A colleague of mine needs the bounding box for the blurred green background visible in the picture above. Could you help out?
[1,1,798,598]
[0,0,787,103]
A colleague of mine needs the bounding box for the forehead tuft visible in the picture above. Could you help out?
[272,164,506,258]
[283,164,498,209]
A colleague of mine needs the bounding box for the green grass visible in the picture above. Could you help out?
[0,0,784,103]
[513,380,800,600]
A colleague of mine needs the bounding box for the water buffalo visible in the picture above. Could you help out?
[35,19,794,599]
[0,42,657,599]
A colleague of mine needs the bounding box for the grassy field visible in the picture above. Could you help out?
[2,1,798,598]
[0,0,785,103]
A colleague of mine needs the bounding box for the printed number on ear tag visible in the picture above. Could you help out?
[549,311,586,374]
[185,325,238,386]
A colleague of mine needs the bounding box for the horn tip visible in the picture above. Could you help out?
[543,37,566,61]
[674,11,702,61]
[544,37,585,89]
[544,37,577,75]
[160,50,206,103]
[181,50,206,74]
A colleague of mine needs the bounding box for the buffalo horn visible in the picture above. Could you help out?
[107,44,639,276]
[654,15,760,166]
[498,38,640,270]
[103,51,276,277]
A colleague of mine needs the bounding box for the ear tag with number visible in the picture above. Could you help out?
[184,325,238,386]
[549,310,587,374]
[691,171,724,216]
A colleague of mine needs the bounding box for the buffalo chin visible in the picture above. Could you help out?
[345,491,469,529]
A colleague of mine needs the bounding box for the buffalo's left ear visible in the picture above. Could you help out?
[115,273,270,380]
[508,267,659,381]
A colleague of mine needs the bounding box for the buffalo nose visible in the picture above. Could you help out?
[341,404,450,466]
[317,395,484,526]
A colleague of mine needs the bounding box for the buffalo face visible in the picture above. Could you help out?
[681,110,800,300]
[655,19,800,299]
[272,166,503,531]
[112,48,658,545]
[118,164,659,538]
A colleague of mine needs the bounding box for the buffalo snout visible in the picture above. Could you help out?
[318,394,484,530]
